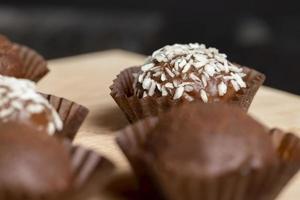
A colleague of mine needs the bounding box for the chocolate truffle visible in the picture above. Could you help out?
[0,122,72,195]
[0,75,63,135]
[133,43,247,102]
[0,35,24,78]
[143,103,278,177]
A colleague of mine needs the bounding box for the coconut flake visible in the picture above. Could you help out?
[184,85,194,92]
[173,86,185,100]
[165,68,175,78]
[201,75,208,87]
[189,73,200,81]
[182,62,191,73]
[141,63,155,71]
[230,80,240,91]
[142,78,152,90]
[200,89,208,103]
[161,86,168,96]
[204,64,216,76]
[183,93,194,101]
[148,80,156,96]
[153,71,162,77]
[165,83,174,89]
[161,73,167,81]
[218,82,227,96]
[179,59,187,68]
[143,91,148,98]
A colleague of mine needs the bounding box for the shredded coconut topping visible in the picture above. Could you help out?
[0,76,63,135]
[134,43,247,102]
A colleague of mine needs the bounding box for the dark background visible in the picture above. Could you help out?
[0,0,299,94]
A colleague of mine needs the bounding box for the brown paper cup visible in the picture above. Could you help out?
[229,66,266,112]
[12,43,49,82]
[116,118,300,200]
[110,66,265,123]
[0,140,115,200]
[42,93,89,141]
[61,142,115,200]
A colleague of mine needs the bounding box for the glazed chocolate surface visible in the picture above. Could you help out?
[0,122,72,195]
[143,103,278,177]
[0,35,24,78]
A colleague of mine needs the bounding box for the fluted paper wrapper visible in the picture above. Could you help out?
[0,141,114,200]
[117,118,300,200]
[42,93,89,141]
[110,66,265,123]
[229,66,266,112]
[12,43,49,82]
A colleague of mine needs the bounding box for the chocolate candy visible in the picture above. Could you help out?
[144,103,278,177]
[0,75,62,135]
[0,122,71,195]
[0,35,24,78]
[133,43,248,103]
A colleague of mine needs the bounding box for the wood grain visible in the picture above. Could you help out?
[37,50,300,200]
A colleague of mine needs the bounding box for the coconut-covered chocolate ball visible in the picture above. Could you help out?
[0,35,24,78]
[133,43,247,102]
[0,75,62,135]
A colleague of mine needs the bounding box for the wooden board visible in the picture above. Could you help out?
[37,50,300,200]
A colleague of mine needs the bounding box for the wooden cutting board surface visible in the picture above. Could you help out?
[37,49,300,200]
